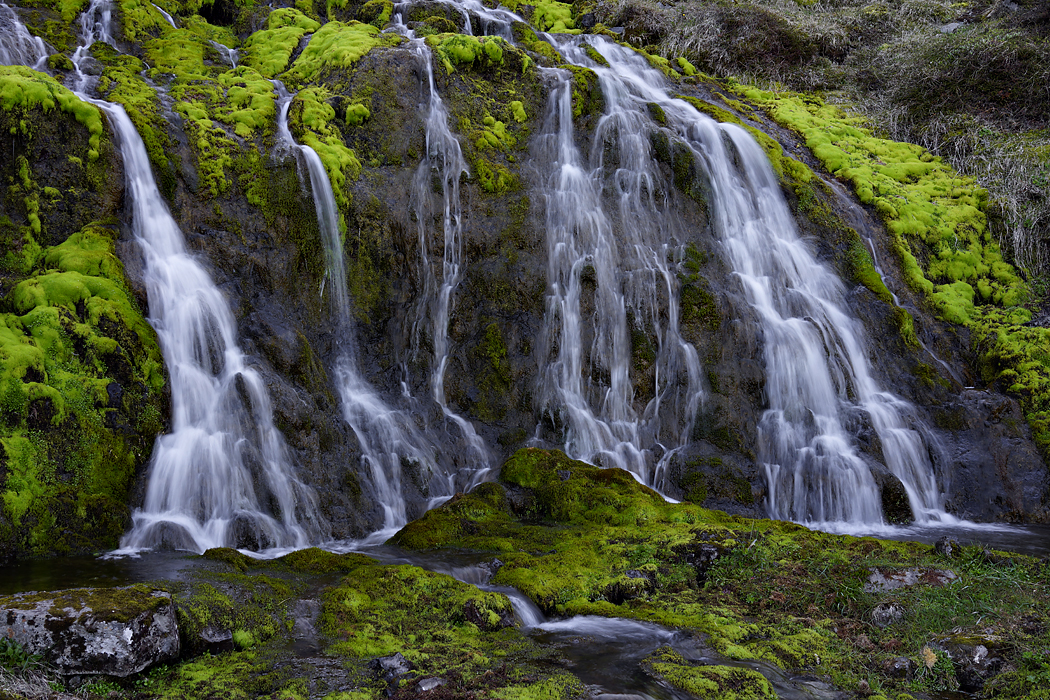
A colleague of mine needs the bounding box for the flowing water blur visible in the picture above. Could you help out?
[0,3,49,69]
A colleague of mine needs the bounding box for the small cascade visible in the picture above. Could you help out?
[530,62,704,490]
[393,0,518,39]
[150,2,177,28]
[273,82,457,538]
[562,36,949,526]
[62,10,325,553]
[388,12,492,491]
[210,41,238,68]
[69,0,116,92]
[0,3,50,70]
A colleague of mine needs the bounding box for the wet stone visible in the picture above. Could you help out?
[417,677,446,692]
[934,536,960,558]
[864,567,958,592]
[370,652,414,681]
[882,656,916,679]
[199,626,234,654]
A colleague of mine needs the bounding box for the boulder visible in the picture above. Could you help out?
[864,567,958,592]
[933,634,1007,691]
[0,586,179,677]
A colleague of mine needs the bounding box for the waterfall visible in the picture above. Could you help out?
[559,36,949,526]
[273,82,440,535]
[151,2,177,29]
[55,6,326,553]
[0,3,49,70]
[70,0,114,92]
[529,61,704,490]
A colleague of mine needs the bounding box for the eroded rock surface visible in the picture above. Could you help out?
[0,585,179,676]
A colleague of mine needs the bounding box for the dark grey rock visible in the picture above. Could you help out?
[0,587,179,677]
[418,677,446,692]
[199,626,234,654]
[871,601,906,628]
[934,536,960,558]
[934,634,1006,691]
[370,652,414,681]
[882,656,916,679]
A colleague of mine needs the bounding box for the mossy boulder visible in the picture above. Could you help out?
[0,585,179,677]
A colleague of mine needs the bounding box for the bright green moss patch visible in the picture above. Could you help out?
[736,87,1047,451]
[0,226,165,557]
[241,8,320,78]
[289,86,361,209]
[512,22,564,65]
[530,0,577,34]
[560,64,602,120]
[215,67,276,138]
[426,34,510,74]
[392,448,1050,696]
[643,647,777,700]
[0,67,103,161]
[283,21,400,86]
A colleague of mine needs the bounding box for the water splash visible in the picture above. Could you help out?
[0,3,50,70]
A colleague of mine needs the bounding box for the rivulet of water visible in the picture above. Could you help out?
[0,3,49,70]
[530,57,704,491]
[273,80,449,539]
[554,35,950,526]
[51,7,327,554]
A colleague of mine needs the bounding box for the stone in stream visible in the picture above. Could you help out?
[0,586,179,677]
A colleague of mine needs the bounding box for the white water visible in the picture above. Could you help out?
[531,60,704,491]
[273,79,479,538]
[57,8,326,553]
[150,2,177,28]
[391,14,492,492]
[558,36,950,526]
[0,3,49,70]
[210,41,237,68]
[393,0,519,39]
[70,0,114,92]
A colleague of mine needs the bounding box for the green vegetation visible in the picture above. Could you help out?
[282,21,400,86]
[394,448,1050,699]
[0,67,103,161]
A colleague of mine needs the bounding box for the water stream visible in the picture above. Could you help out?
[531,62,704,491]
[51,5,328,553]
[273,80,454,538]
[0,2,49,69]
[546,35,951,527]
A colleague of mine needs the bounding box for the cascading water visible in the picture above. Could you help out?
[70,0,114,92]
[273,81,451,536]
[0,3,49,70]
[530,60,704,490]
[57,7,326,553]
[560,36,950,526]
[409,39,492,486]
[150,2,177,29]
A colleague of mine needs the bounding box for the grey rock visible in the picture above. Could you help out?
[882,656,916,679]
[370,652,414,681]
[935,634,1006,691]
[934,536,960,558]
[871,601,906,628]
[940,22,964,33]
[864,567,957,592]
[0,587,179,677]
[199,626,234,654]
[418,677,446,692]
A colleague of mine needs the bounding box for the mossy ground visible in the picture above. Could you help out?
[394,448,1050,699]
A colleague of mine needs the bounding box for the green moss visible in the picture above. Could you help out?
[357,0,392,28]
[241,8,320,78]
[0,225,165,557]
[0,67,103,161]
[530,0,577,34]
[427,34,510,74]
[559,64,602,120]
[643,647,777,699]
[289,86,360,210]
[512,22,564,65]
[283,21,400,86]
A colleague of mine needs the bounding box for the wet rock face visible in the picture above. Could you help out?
[0,586,179,676]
